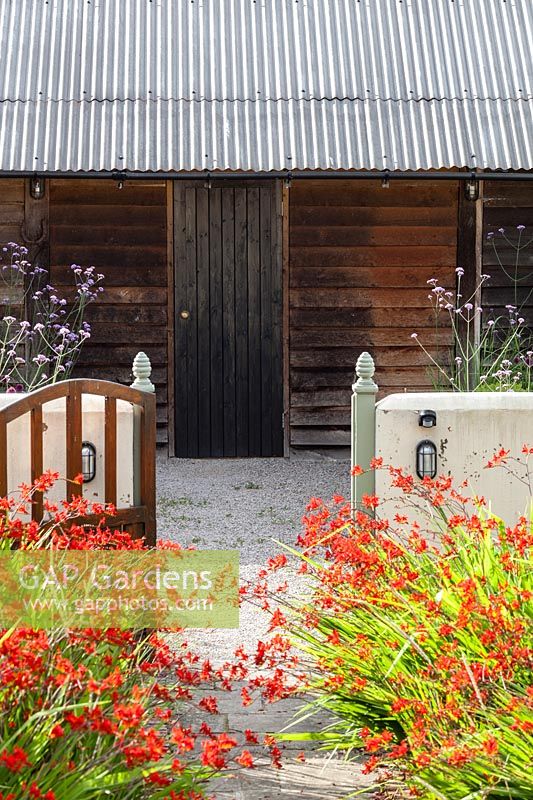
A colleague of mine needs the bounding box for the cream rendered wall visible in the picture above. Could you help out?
[375,392,533,523]
[0,394,134,512]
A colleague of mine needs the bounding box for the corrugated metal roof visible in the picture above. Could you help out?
[0,0,531,172]
[1,99,531,173]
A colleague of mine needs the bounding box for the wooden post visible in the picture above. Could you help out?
[351,352,378,514]
[66,383,83,499]
[166,180,176,457]
[456,178,484,388]
[281,181,291,457]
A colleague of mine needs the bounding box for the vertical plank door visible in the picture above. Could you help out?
[173,181,283,457]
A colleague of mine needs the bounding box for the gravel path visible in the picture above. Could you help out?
[157,453,349,563]
[156,452,350,665]
[156,453,369,799]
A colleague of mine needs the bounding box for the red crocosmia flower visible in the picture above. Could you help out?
[145,772,171,787]
[362,755,379,774]
[362,494,379,509]
[394,514,409,524]
[485,447,510,468]
[0,746,30,772]
[199,722,213,736]
[50,724,64,738]
[235,750,254,768]
[198,695,218,714]
[364,730,394,752]
[269,745,282,769]
[215,733,238,752]
[201,734,237,769]
[327,629,341,645]
[267,554,287,571]
[370,456,383,469]
[241,687,253,706]
[171,726,196,753]
[268,609,287,632]
[415,752,432,767]
[439,622,453,636]
[351,465,364,477]
[33,470,60,493]
[391,698,411,713]
[244,729,259,744]
[64,713,86,730]
[114,703,144,729]
[389,740,409,758]
[483,736,499,757]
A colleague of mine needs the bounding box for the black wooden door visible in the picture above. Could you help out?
[173,181,283,457]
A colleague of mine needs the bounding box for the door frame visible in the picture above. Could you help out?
[166,177,289,457]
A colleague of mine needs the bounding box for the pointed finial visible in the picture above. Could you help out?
[354,351,378,392]
[131,351,155,392]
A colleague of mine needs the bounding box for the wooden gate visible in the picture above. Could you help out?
[173,181,283,457]
[0,379,156,546]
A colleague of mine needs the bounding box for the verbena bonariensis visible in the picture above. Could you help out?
[0,242,103,392]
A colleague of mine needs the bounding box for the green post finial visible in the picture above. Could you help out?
[354,351,377,392]
[131,351,155,393]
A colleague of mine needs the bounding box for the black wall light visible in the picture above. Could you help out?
[416,440,437,479]
[81,442,97,483]
[464,177,479,202]
[419,409,437,428]
[30,176,45,199]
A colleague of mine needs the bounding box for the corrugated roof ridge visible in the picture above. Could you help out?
[1,94,531,102]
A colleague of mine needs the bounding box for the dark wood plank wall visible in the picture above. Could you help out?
[48,180,169,443]
[0,179,49,316]
[289,179,458,447]
[0,179,25,245]
[483,181,533,323]
[0,180,26,327]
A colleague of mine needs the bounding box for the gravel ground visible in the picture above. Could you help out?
[156,452,350,664]
[157,452,350,563]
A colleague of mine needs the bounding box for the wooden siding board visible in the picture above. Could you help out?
[290,225,456,247]
[49,179,169,445]
[289,179,458,448]
[0,181,25,317]
[291,266,454,289]
[290,181,457,207]
[271,180,284,458]
[234,187,250,456]
[260,186,273,455]
[290,205,458,227]
[184,187,199,457]
[196,187,211,457]
[247,188,262,456]
[482,181,533,322]
[209,188,224,457]
[222,189,237,456]
[282,183,291,456]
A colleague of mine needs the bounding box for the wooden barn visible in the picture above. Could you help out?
[1,1,532,457]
